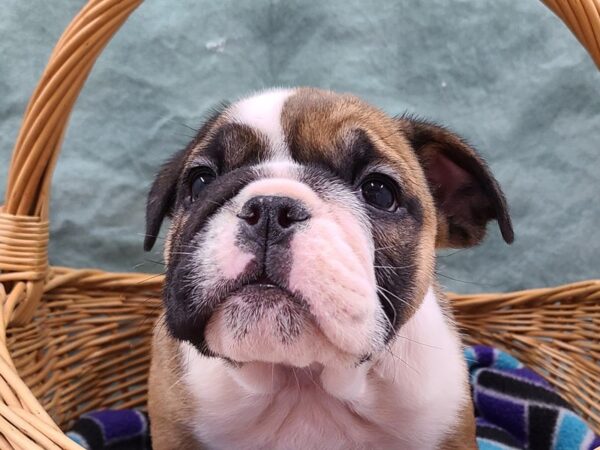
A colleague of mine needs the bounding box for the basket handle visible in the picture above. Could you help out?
[0,0,142,325]
[0,0,598,324]
[543,0,600,66]
[4,0,142,218]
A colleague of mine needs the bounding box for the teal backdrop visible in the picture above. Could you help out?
[1,0,599,293]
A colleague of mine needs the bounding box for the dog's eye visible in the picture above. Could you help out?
[360,175,398,211]
[189,167,216,201]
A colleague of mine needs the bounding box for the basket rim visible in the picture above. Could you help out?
[0,0,599,448]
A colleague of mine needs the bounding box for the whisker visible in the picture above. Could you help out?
[137,233,166,241]
[385,347,398,383]
[376,288,397,331]
[436,249,468,259]
[271,363,275,393]
[292,367,301,392]
[395,335,442,350]
[144,258,166,266]
[374,245,397,252]
[305,365,324,392]
[386,348,421,376]
[377,285,417,312]
[178,122,200,133]
[135,272,166,284]
[374,264,416,271]
[129,295,164,335]
[435,271,500,287]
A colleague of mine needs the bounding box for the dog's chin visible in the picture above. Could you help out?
[203,285,359,367]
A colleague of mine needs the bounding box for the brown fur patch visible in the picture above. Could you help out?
[433,282,478,449]
[188,122,268,173]
[148,315,202,450]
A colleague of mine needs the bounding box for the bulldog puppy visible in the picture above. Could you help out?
[145,87,513,450]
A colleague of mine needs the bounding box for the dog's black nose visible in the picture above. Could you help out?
[238,196,310,241]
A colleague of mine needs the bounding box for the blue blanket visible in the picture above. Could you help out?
[466,346,599,450]
[67,345,599,450]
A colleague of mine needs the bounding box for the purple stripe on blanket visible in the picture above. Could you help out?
[84,409,146,443]
[474,345,495,366]
[476,390,527,443]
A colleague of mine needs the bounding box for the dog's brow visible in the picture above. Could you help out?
[193,123,268,173]
[289,127,386,184]
[345,128,382,182]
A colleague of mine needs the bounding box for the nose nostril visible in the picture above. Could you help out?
[278,207,293,229]
[277,206,309,228]
[239,204,261,226]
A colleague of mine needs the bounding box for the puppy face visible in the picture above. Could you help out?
[145,88,512,367]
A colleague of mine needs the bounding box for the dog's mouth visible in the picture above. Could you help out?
[222,272,305,307]
[245,272,282,290]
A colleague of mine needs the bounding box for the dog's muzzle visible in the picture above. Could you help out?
[236,195,310,286]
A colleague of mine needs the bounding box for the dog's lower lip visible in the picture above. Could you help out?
[225,282,290,298]
[240,282,288,294]
[226,282,302,305]
[255,283,278,289]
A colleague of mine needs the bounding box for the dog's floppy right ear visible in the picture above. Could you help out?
[144,149,187,251]
[398,116,513,248]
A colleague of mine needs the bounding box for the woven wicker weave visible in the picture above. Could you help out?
[0,0,598,448]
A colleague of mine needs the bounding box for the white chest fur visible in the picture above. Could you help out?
[180,288,468,450]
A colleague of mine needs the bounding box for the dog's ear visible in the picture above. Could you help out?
[144,149,187,251]
[399,117,513,248]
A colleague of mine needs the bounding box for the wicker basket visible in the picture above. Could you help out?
[0,0,599,448]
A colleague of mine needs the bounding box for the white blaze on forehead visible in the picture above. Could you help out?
[227,88,295,160]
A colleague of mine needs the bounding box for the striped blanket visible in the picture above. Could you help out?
[67,345,600,450]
